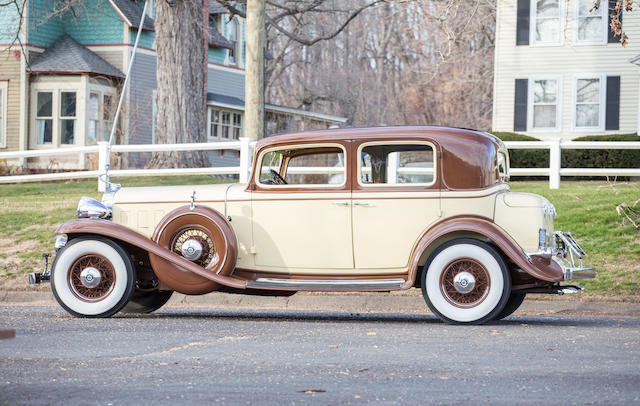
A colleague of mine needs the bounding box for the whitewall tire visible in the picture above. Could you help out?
[421,239,511,324]
[51,237,135,318]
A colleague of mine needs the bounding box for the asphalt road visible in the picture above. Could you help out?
[1,306,639,405]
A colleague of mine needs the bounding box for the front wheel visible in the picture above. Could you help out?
[121,290,174,314]
[51,237,135,318]
[421,239,511,324]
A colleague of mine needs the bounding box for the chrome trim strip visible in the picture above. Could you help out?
[248,277,405,289]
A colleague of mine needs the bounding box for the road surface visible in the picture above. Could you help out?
[1,305,639,405]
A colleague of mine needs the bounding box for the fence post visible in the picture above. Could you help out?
[549,139,561,189]
[97,141,108,192]
[239,137,251,183]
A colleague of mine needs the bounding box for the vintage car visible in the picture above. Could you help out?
[30,126,594,324]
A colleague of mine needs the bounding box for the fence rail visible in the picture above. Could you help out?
[0,138,638,190]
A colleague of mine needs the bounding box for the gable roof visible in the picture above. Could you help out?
[110,0,155,31]
[29,34,125,78]
[209,0,229,14]
[209,29,234,50]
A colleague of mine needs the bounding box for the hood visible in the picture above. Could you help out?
[113,183,243,205]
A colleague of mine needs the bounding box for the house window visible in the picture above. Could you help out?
[60,91,76,144]
[208,107,243,140]
[529,77,561,131]
[531,0,562,45]
[575,0,607,44]
[574,75,605,130]
[88,92,99,144]
[103,94,113,141]
[227,18,238,65]
[36,91,53,145]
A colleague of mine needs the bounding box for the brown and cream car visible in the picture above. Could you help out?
[31,126,594,324]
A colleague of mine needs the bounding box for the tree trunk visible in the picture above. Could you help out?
[149,0,208,168]
[245,0,265,140]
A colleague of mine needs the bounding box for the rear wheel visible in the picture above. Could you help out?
[51,237,135,318]
[121,290,174,314]
[421,239,511,324]
[496,292,526,320]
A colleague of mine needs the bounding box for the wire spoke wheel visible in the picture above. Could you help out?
[440,258,491,308]
[68,254,116,302]
[170,226,217,268]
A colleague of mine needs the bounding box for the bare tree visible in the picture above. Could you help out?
[148,0,209,168]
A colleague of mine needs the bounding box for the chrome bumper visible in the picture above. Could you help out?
[552,231,595,280]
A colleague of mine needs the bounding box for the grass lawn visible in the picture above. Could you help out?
[0,177,638,299]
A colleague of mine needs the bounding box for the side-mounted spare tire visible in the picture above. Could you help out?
[148,205,238,295]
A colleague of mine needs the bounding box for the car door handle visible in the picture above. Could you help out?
[331,201,350,206]
[353,202,371,207]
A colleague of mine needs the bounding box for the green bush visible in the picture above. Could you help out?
[489,132,548,168]
[489,132,640,170]
[563,134,640,169]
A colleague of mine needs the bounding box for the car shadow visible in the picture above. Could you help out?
[116,308,640,327]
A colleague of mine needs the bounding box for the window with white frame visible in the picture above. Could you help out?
[529,77,561,131]
[36,91,54,145]
[227,18,238,65]
[208,107,242,140]
[574,74,605,130]
[575,0,607,44]
[0,82,6,148]
[60,91,76,144]
[531,0,563,45]
[88,92,99,144]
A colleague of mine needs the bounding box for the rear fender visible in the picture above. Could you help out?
[55,219,246,289]
[404,215,562,289]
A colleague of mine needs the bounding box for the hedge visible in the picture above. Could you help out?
[489,132,640,170]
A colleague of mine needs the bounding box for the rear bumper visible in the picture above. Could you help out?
[552,231,595,281]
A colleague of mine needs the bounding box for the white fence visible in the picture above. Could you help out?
[0,138,639,190]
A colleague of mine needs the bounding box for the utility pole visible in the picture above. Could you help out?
[245,0,265,140]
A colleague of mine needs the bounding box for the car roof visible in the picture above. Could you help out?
[256,126,504,150]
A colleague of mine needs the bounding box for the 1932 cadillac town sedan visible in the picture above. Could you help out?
[31,126,594,324]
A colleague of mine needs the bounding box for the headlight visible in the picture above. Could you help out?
[77,197,111,219]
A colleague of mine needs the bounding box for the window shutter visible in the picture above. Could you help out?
[605,76,620,130]
[608,0,622,43]
[514,79,528,131]
[516,0,530,45]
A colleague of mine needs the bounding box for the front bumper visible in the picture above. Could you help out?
[552,231,595,280]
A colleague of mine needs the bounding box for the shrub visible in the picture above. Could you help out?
[489,132,640,170]
[489,132,548,168]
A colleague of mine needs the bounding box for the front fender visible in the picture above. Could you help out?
[404,215,563,289]
[55,219,246,289]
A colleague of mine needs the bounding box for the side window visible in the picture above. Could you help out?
[359,143,435,185]
[258,146,345,186]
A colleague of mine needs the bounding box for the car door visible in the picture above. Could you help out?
[351,140,442,271]
[250,142,354,271]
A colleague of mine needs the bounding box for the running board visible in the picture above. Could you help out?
[246,278,406,291]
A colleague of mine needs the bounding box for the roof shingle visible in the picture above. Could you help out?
[111,0,155,31]
[29,35,125,78]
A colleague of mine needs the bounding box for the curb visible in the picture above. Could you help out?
[1,290,640,317]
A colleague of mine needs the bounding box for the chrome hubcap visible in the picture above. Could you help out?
[181,239,204,261]
[453,271,476,294]
[79,267,101,289]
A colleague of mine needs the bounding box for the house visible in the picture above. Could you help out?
[492,0,640,140]
[0,0,346,169]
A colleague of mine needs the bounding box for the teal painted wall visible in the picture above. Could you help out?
[27,0,64,47]
[129,29,154,48]
[0,0,23,43]
[63,0,124,44]
[26,0,123,47]
[208,47,226,64]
